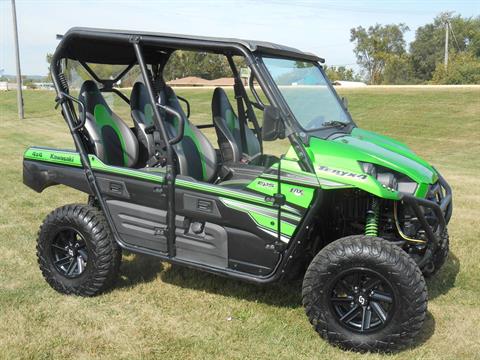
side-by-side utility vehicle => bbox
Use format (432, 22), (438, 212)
(23, 28), (452, 352)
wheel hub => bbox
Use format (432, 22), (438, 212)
(330, 268), (395, 333)
(356, 293), (369, 306)
(51, 228), (88, 278)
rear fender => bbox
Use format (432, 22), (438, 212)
(23, 160), (91, 194)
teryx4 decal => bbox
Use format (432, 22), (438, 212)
(317, 165), (367, 180)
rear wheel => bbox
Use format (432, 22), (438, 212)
(37, 204), (121, 296)
(302, 235), (427, 352)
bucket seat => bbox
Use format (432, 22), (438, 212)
(79, 80), (139, 167)
(130, 81), (217, 182)
(211, 87), (261, 164)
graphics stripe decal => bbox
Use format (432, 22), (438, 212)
(220, 197), (301, 242)
(24, 147), (301, 215)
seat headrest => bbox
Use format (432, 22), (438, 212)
(79, 80), (109, 115)
(131, 82), (151, 112)
(212, 87), (235, 118)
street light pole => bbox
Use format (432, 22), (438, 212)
(11, 0), (24, 119)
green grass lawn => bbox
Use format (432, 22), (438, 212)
(0, 87), (479, 359)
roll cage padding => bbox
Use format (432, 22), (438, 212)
(211, 87), (261, 163)
(79, 80), (138, 167)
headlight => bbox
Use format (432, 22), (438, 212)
(376, 172), (398, 190)
(360, 162), (417, 193)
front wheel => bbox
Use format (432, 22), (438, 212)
(37, 204), (122, 296)
(302, 235), (427, 352)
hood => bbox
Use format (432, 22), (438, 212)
(304, 128), (438, 198)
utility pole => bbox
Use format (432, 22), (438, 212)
(444, 19), (449, 70)
(11, 0), (24, 119)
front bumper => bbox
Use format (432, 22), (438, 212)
(399, 170), (452, 267)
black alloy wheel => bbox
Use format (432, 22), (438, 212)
(51, 228), (89, 278)
(37, 204), (122, 296)
(330, 268), (395, 333)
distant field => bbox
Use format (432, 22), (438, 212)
(0, 87), (479, 359)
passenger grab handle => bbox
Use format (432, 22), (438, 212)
(156, 103), (185, 145)
(55, 92), (87, 132)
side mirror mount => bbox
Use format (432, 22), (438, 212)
(262, 106), (285, 141)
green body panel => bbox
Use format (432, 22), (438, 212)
(246, 177), (315, 209)
(300, 128), (438, 199)
(23, 147), (302, 217)
(219, 198), (300, 242)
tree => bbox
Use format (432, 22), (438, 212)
(431, 52), (480, 84)
(383, 54), (415, 84)
(350, 23), (409, 84)
(163, 51), (235, 80)
(410, 14), (480, 81)
(46, 53), (53, 81)
(325, 66), (358, 81)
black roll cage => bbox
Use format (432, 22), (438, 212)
(49, 28), (321, 284)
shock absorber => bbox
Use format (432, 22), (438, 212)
(365, 197), (380, 237)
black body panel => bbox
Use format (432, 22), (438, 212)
(23, 160), (91, 194)
(24, 159), (280, 275)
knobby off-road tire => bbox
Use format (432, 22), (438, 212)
(302, 235), (427, 353)
(37, 204), (122, 296)
(423, 228), (449, 278)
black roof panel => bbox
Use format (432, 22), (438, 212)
(55, 27), (322, 64)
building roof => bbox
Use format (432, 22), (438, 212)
(166, 77), (236, 87)
(167, 76), (211, 86)
(54, 27), (322, 65)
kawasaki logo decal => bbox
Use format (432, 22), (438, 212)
(318, 166), (367, 180)
(50, 153), (75, 163)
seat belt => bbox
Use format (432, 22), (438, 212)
(233, 78), (248, 156)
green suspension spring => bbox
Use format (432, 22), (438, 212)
(365, 198), (380, 236)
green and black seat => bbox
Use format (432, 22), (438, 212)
(79, 80), (139, 167)
(211, 87), (261, 164)
(130, 81), (157, 166)
(130, 81), (218, 182)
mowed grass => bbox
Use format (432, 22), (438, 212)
(0, 87), (479, 359)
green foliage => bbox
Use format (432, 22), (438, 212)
(383, 54), (416, 85)
(410, 14), (480, 81)
(432, 52), (480, 84)
(324, 66), (358, 81)
(350, 23), (409, 84)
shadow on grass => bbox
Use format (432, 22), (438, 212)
(160, 265), (303, 308)
(114, 250), (459, 314)
(116, 253), (164, 289)
(426, 251), (460, 300)
(115, 252), (302, 307)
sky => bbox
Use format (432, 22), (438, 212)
(1, 0), (479, 76)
